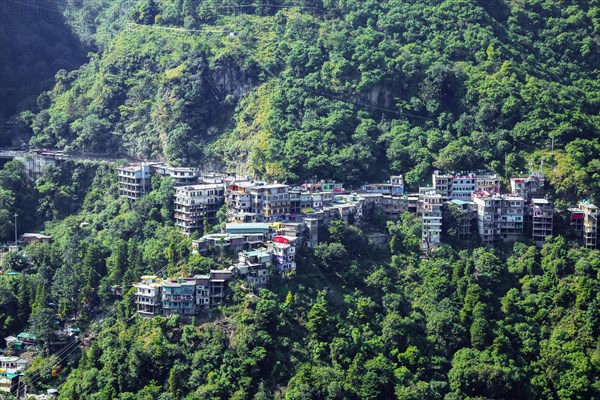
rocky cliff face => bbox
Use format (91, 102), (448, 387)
(367, 86), (393, 108)
(209, 65), (255, 101)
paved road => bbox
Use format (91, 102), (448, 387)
(0, 149), (147, 163)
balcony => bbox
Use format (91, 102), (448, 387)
(136, 298), (158, 305)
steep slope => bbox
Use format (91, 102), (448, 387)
(3, 164), (597, 399)
(27, 0), (600, 195)
(0, 0), (87, 145)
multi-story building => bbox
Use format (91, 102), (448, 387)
(117, 163), (204, 200)
(0, 355), (29, 396)
(432, 171), (483, 200)
(302, 191), (336, 211)
(117, 163), (152, 200)
(206, 270), (234, 308)
(132, 271), (233, 317)
(225, 222), (273, 241)
(192, 233), (247, 254)
(419, 186), (435, 195)
(304, 217), (319, 248)
(302, 180), (344, 193)
(319, 191), (335, 206)
(275, 222), (306, 245)
(476, 172), (501, 195)
(161, 279), (196, 316)
(419, 192), (443, 251)
(510, 172), (545, 200)
(250, 184), (290, 221)
(0, 364), (22, 398)
(289, 190), (312, 214)
(407, 195), (419, 214)
(571, 201), (598, 248)
(231, 249), (272, 287)
(304, 207), (340, 227)
(268, 236), (297, 277)
(432, 171), (453, 199)
(451, 173), (477, 200)
(358, 192), (384, 207)
(193, 275), (213, 310)
(361, 183), (393, 195)
(380, 195), (408, 220)
(531, 198), (553, 245)
(174, 184), (225, 234)
(390, 175), (404, 196)
(499, 196), (525, 242)
(361, 176), (404, 196)
(226, 181), (255, 222)
(226, 182), (290, 222)
(153, 165), (200, 185)
(133, 275), (163, 317)
(330, 202), (360, 223)
(309, 192), (324, 209)
(473, 193), (501, 245)
(570, 207), (585, 235)
(472, 192), (524, 245)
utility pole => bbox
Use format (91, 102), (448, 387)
(13, 213), (18, 245)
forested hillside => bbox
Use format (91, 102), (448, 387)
(0, 0), (86, 144)
(0, 160), (598, 399)
(1, 1), (600, 399)
(17, 0), (600, 198)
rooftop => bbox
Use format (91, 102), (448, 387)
(273, 235), (298, 242)
(448, 199), (473, 205)
(531, 198), (550, 204)
(251, 184), (289, 189)
(22, 233), (52, 239)
(117, 162), (155, 172)
(176, 183), (224, 190)
(579, 201), (598, 209)
(195, 233), (245, 242)
(162, 280), (196, 287)
(226, 223), (271, 230)
(134, 276), (164, 288)
(17, 332), (35, 340)
(228, 181), (256, 188)
(243, 249), (271, 257)
(160, 166), (198, 172)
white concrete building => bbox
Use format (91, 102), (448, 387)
(531, 198), (553, 245)
(419, 191), (443, 251)
(174, 183), (225, 234)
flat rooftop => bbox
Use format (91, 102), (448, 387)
(176, 183), (224, 190)
(448, 199), (473, 205)
(117, 163), (152, 171)
(226, 223), (270, 230)
(251, 184), (289, 189)
(531, 198), (550, 204)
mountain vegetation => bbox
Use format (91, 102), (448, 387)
(0, 161), (598, 399)
(0, 0), (87, 145)
(1, 0), (600, 399)
(4, 0), (597, 198)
